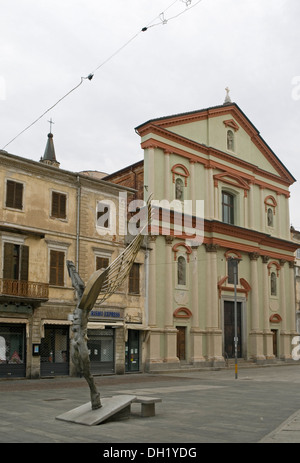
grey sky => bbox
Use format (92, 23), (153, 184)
(1, 0), (300, 228)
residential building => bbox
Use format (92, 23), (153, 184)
(0, 132), (146, 379)
(106, 96), (298, 370)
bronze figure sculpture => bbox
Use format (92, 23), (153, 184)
(67, 197), (152, 410)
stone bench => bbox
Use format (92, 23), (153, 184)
(132, 396), (162, 417)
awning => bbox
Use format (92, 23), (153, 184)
(41, 319), (72, 337)
(87, 322), (124, 330)
(125, 324), (150, 331)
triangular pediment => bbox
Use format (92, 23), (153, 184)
(136, 103), (295, 185)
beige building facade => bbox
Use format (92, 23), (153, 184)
(0, 135), (146, 379)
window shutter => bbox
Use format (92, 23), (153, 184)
(57, 252), (64, 286)
(129, 263), (140, 294)
(6, 180), (23, 209)
(15, 182), (23, 209)
(59, 194), (66, 219)
(20, 245), (29, 281)
(50, 250), (64, 286)
(96, 257), (109, 271)
(3, 243), (14, 279)
(52, 192), (59, 217)
(52, 192), (67, 219)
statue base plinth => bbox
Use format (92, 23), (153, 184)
(56, 395), (136, 426)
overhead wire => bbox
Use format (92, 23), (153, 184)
(1, 0), (203, 151)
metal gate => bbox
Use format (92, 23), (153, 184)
(0, 324), (26, 378)
(40, 325), (70, 376)
(87, 328), (115, 374)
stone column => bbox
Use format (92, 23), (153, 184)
(146, 236), (163, 368)
(190, 245), (205, 364)
(189, 160), (196, 210)
(261, 256), (274, 360)
(248, 183), (255, 229)
(249, 252), (265, 361)
(279, 260), (291, 359)
(164, 150), (171, 201)
(205, 244), (223, 365)
(164, 236), (179, 364)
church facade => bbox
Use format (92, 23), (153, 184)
(106, 99), (298, 370)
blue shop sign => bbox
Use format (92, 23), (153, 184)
(90, 310), (122, 319)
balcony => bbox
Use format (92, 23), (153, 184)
(0, 279), (49, 303)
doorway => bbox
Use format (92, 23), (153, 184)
(271, 329), (278, 358)
(40, 325), (69, 376)
(125, 330), (140, 372)
(224, 301), (242, 358)
(176, 326), (186, 361)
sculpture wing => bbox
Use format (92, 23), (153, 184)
(78, 196), (152, 312)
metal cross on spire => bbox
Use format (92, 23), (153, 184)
(48, 117), (55, 133)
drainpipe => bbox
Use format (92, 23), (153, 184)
(76, 176), (81, 272)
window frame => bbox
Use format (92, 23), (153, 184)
(49, 249), (65, 287)
(222, 191), (235, 225)
(128, 263), (140, 295)
(5, 179), (24, 211)
(51, 191), (67, 220)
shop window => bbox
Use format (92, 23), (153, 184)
(129, 263), (140, 294)
(51, 191), (67, 219)
(222, 191), (235, 224)
(5, 180), (24, 210)
(49, 250), (64, 286)
(0, 324), (26, 378)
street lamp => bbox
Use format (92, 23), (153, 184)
(229, 257), (241, 379)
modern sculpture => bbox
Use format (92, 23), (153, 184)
(66, 197), (152, 410)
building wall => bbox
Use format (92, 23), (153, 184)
(0, 150), (146, 378)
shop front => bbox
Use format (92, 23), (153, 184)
(0, 322), (27, 378)
(40, 324), (70, 377)
(88, 307), (124, 375)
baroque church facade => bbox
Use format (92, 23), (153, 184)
(106, 96), (298, 370)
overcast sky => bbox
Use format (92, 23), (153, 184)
(1, 0), (300, 228)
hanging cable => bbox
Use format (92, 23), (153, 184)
(1, 0), (203, 151)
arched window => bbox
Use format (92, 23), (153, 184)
(271, 272), (277, 296)
(177, 256), (186, 286)
(175, 177), (184, 201)
(227, 130), (235, 151)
